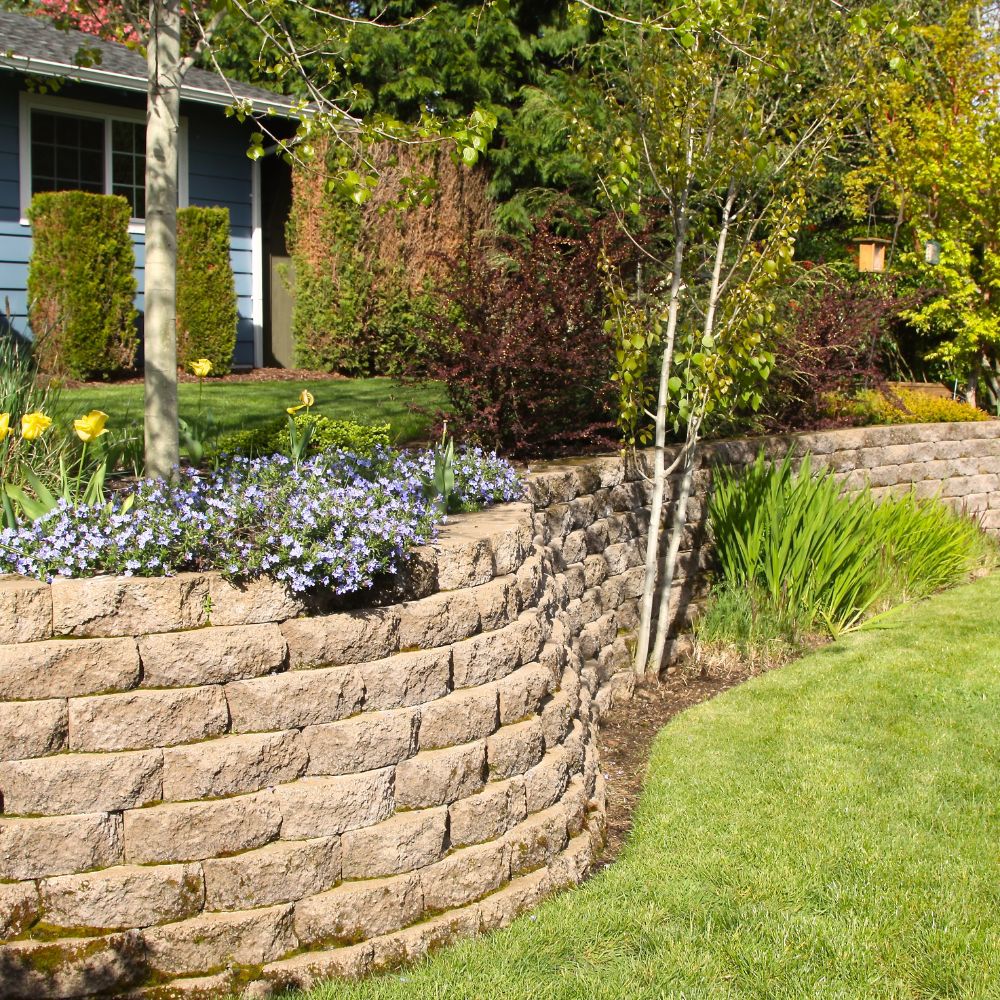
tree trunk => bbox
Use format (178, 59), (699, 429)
(143, 0), (183, 479)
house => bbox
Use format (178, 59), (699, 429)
(0, 8), (298, 370)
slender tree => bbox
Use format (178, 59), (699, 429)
(583, 0), (906, 675)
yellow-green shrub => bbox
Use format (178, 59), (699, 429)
(27, 191), (137, 378)
(176, 206), (238, 375)
(857, 387), (991, 424)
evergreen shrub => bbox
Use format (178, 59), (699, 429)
(27, 191), (137, 378)
(176, 206), (238, 374)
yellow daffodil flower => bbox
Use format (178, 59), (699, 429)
(73, 410), (110, 443)
(21, 411), (52, 441)
(286, 389), (315, 416)
(190, 358), (213, 378)
(0, 412), (11, 439)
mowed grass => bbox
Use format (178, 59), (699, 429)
(57, 378), (447, 445)
(289, 574), (1000, 1000)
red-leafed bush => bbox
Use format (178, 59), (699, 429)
(427, 216), (635, 458)
(759, 276), (916, 432)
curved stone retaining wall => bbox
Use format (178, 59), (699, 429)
(1, 420), (998, 999)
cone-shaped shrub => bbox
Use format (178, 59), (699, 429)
(27, 191), (137, 378)
(176, 206), (238, 374)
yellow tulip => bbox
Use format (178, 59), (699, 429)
(73, 410), (109, 443)
(190, 358), (213, 378)
(0, 412), (11, 440)
(21, 411), (52, 441)
(299, 389), (315, 408)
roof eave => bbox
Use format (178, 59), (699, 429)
(0, 53), (301, 118)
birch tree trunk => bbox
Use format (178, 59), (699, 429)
(647, 182), (734, 674)
(143, 0), (182, 480)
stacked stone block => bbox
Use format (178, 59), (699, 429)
(1, 420), (998, 999)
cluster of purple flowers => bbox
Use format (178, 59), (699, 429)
(0, 446), (523, 594)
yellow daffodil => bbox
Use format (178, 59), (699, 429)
(73, 410), (109, 443)
(286, 389), (315, 416)
(21, 411), (52, 441)
(0, 413), (11, 440)
(190, 358), (213, 378)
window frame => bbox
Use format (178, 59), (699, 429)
(18, 92), (189, 232)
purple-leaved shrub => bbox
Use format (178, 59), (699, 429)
(0, 447), (521, 592)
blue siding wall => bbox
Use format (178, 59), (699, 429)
(0, 73), (257, 368)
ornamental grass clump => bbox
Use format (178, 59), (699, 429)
(706, 451), (992, 644)
(0, 446), (521, 593)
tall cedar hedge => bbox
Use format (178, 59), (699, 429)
(27, 191), (138, 378)
(176, 206), (238, 374)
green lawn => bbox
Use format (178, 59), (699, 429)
(290, 574), (1000, 1000)
(56, 378), (447, 445)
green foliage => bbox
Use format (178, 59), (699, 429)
(26, 191), (137, 379)
(212, 415), (392, 461)
(175, 206), (238, 375)
(709, 451), (992, 640)
(838, 387), (991, 425)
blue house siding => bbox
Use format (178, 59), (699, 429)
(0, 73), (259, 368)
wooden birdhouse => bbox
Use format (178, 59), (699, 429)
(854, 237), (890, 273)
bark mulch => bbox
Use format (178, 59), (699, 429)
(64, 367), (347, 389)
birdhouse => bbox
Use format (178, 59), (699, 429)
(854, 237), (890, 273)
(924, 239), (941, 266)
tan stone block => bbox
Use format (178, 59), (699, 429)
(51, 574), (208, 638)
(0, 812), (123, 880)
(39, 863), (203, 932)
(435, 524), (496, 591)
(358, 648), (451, 711)
(475, 866), (551, 933)
(226, 664), (363, 733)
(487, 718), (545, 780)
(204, 836), (340, 911)
(418, 687), (498, 750)
(451, 623), (523, 689)
(303, 708), (418, 775)
(206, 573), (305, 626)
(123, 791), (281, 864)
(139, 624), (287, 687)
(420, 838), (508, 912)
(282, 608), (399, 669)
(341, 807), (447, 879)
(276, 769), (394, 838)
(0, 577), (51, 643)
(0, 637), (140, 700)
(490, 505), (533, 575)
(496, 665), (553, 725)
(0, 699), (67, 761)
(293, 871), (422, 946)
(134, 970), (239, 999)
(142, 902), (296, 977)
(540, 690), (574, 750)
(513, 613), (546, 666)
(257, 942), (374, 994)
(561, 529), (588, 566)
(395, 741), (486, 809)
(561, 564), (587, 601)
(548, 827), (596, 888)
(472, 575), (520, 632)
(0, 881), (40, 938)
(397, 590), (481, 650)
(0, 748), (161, 816)
(504, 801), (569, 877)
(370, 907), (480, 973)
(68, 685), (228, 753)
(162, 730), (306, 801)
(448, 775), (527, 848)
(0, 932), (146, 999)
(524, 746), (571, 813)
(514, 552), (544, 607)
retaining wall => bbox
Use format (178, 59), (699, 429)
(1, 420), (998, 999)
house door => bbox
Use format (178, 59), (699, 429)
(260, 154), (294, 367)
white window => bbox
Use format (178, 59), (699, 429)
(19, 94), (188, 226)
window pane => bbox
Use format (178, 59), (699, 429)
(31, 110), (104, 198)
(112, 152), (132, 185)
(112, 119), (133, 153)
(110, 121), (146, 219)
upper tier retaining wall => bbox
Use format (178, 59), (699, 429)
(1, 420), (998, 999)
